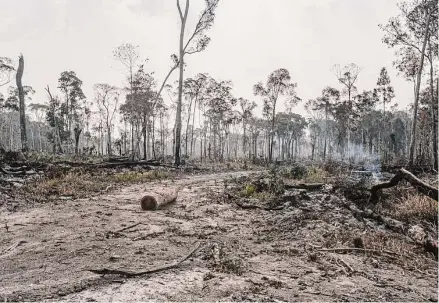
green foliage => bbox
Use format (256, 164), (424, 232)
(2, 86), (35, 112)
(120, 65), (157, 123)
(243, 184), (256, 197)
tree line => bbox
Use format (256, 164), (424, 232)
(0, 0), (437, 169)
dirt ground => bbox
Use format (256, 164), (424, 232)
(0, 170), (437, 302)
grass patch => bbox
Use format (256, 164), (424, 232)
(243, 184), (256, 197)
(391, 193), (438, 224)
(111, 170), (169, 183)
(24, 171), (110, 199)
(24, 169), (170, 202)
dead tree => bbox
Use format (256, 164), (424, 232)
(16, 54), (28, 152)
(369, 168), (438, 202)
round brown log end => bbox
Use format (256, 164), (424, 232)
(140, 195), (158, 211)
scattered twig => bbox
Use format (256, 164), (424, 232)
(234, 200), (284, 211)
(414, 267), (436, 278)
(114, 222), (142, 233)
(334, 258), (348, 275)
(109, 207), (142, 213)
(87, 242), (201, 277)
(132, 231), (166, 241)
(307, 243), (323, 249)
(337, 256), (354, 273)
(318, 247), (402, 257)
(1, 240), (27, 257)
(302, 291), (334, 297)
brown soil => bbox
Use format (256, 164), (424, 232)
(0, 170), (437, 302)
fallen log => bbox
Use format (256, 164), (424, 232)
(284, 183), (325, 191)
(140, 186), (181, 210)
(107, 156), (130, 162)
(20, 160), (176, 170)
(225, 193), (284, 211)
(369, 168), (438, 202)
(0, 167), (37, 176)
(92, 161), (176, 169)
(345, 202), (438, 258)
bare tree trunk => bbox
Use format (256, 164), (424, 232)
(123, 120), (127, 155)
(16, 54), (28, 152)
(409, 9), (432, 166)
(106, 116), (112, 156)
(190, 97), (197, 156)
(152, 115), (156, 159)
(428, 43), (438, 169)
(323, 106), (328, 161)
(147, 119), (151, 159)
(74, 125), (82, 155)
(185, 97), (192, 157)
(175, 0), (189, 166)
(143, 116), (147, 160)
(131, 122), (135, 156)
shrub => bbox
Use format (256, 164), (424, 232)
(244, 184), (256, 197)
(282, 163), (307, 180)
(304, 166), (328, 183)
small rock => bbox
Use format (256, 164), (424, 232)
(371, 259), (379, 268)
(109, 255), (121, 261)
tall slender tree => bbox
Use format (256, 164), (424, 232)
(380, 0), (438, 166)
(305, 87), (340, 161)
(16, 54), (28, 152)
(332, 63), (362, 159)
(174, 0), (220, 166)
(94, 84), (120, 156)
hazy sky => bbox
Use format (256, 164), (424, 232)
(1, 0), (413, 121)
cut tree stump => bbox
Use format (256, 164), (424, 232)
(369, 168), (438, 202)
(140, 186), (181, 210)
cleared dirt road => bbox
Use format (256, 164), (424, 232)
(0, 170), (437, 302)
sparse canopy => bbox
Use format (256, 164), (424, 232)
(254, 68), (300, 161)
(0, 57), (15, 87)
